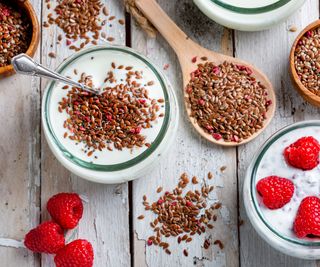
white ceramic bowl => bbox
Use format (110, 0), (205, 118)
(243, 120), (320, 259)
(42, 45), (179, 184)
(194, 0), (306, 31)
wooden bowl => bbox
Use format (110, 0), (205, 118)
(0, 1), (40, 79)
(289, 19), (320, 107)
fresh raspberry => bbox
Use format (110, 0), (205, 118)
(24, 221), (65, 253)
(256, 176), (294, 209)
(284, 136), (320, 170)
(54, 239), (94, 267)
(294, 196), (320, 238)
(47, 193), (83, 229)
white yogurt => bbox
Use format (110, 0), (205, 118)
(47, 48), (166, 165)
(255, 126), (320, 241)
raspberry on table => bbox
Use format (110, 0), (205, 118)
(47, 193), (83, 229)
(24, 221), (65, 254)
(284, 136), (320, 170)
(256, 176), (294, 209)
(54, 239), (94, 267)
(294, 196), (320, 238)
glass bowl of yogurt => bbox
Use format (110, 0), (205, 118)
(244, 120), (320, 259)
(42, 45), (179, 184)
(193, 0), (306, 31)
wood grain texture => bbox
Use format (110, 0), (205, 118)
(236, 0), (320, 266)
(0, 0), (41, 266)
(132, 1), (238, 266)
(40, 1), (130, 266)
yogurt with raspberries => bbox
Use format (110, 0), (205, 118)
(255, 126), (320, 241)
(244, 121), (320, 259)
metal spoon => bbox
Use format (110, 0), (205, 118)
(11, 54), (100, 95)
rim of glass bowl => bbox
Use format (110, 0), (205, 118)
(250, 120), (320, 246)
(43, 45), (171, 172)
(209, 0), (291, 14)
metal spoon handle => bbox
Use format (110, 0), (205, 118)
(11, 54), (99, 95)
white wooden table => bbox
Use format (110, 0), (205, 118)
(0, 0), (319, 266)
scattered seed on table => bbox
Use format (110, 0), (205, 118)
(208, 172), (213, 179)
(107, 37), (115, 42)
(44, 1), (118, 51)
(183, 249), (188, 257)
(156, 187), (163, 193)
(220, 166), (227, 172)
(138, 215), (145, 220)
(103, 6), (109, 16)
(137, 172), (221, 255)
(48, 52), (56, 58)
(289, 25), (297, 32)
(214, 240), (224, 250)
(118, 19), (125, 25)
(204, 239), (210, 249)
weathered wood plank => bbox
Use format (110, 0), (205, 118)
(0, 0), (41, 266)
(132, 1), (238, 266)
(40, 1), (130, 266)
(236, 1), (320, 266)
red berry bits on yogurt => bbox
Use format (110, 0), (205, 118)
(256, 176), (294, 209)
(284, 136), (320, 170)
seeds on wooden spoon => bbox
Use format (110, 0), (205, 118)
(186, 61), (272, 143)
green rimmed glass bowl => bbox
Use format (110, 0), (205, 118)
(194, 0), (306, 31)
(244, 120), (320, 259)
(42, 45), (179, 184)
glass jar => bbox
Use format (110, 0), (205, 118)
(243, 120), (320, 259)
(194, 0), (306, 31)
(42, 45), (179, 184)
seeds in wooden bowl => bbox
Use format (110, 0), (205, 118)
(294, 28), (320, 96)
(0, 2), (31, 67)
(139, 172), (223, 256)
(58, 65), (162, 156)
(186, 61), (271, 143)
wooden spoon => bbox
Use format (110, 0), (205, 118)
(135, 0), (276, 146)
(289, 19), (320, 107)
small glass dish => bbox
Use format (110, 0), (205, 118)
(194, 0), (306, 31)
(243, 120), (320, 259)
(42, 45), (179, 184)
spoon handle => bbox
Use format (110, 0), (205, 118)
(135, 0), (199, 58)
(11, 54), (99, 95)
